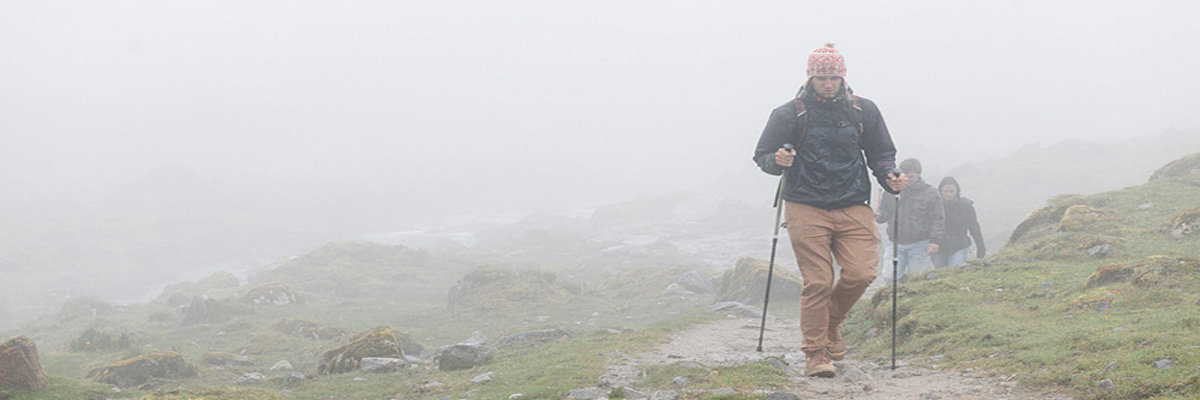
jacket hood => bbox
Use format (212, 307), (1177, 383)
(939, 176), (961, 199)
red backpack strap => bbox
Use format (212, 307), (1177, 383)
(792, 97), (810, 147)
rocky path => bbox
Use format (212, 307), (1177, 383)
(603, 315), (1074, 400)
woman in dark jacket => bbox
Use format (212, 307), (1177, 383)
(932, 176), (985, 268)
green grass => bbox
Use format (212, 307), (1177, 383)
(2, 376), (142, 400)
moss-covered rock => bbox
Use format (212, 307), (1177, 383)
(0, 336), (48, 392)
(317, 326), (420, 375)
(1007, 194), (1088, 244)
(1171, 206), (1200, 238)
(157, 271), (241, 307)
(1085, 264), (1133, 288)
(274, 318), (352, 340)
(714, 258), (802, 305)
(240, 284), (300, 306)
(448, 266), (582, 309)
(1058, 205), (1115, 232)
(1131, 256), (1200, 288)
(85, 351), (198, 388)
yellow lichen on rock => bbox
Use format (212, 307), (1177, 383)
(1059, 205), (1114, 232)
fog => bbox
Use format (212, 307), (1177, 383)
(3, 1), (1200, 327)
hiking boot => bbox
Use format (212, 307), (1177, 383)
(828, 324), (846, 361)
(804, 350), (836, 378)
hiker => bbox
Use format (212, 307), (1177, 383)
(875, 158), (945, 280)
(931, 176), (985, 268)
(753, 43), (908, 378)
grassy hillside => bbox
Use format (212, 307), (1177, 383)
(847, 172), (1200, 400)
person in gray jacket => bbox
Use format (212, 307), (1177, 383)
(876, 158), (944, 280)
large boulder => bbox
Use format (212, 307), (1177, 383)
(274, 318), (352, 340)
(670, 270), (714, 293)
(317, 326), (420, 375)
(1171, 206), (1200, 238)
(714, 258), (803, 305)
(179, 295), (210, 327)
(0, 336), (48, 392)
(85, 351), (197, 388)
(436, 344), (494, 371)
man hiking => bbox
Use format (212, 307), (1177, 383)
(876, 158), (945, 280)
(931, 176), (985, 268)
(753, 43), (908, 378)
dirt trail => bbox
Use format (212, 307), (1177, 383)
(605, 315), (1074, 400)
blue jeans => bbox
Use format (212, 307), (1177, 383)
(885, 240), (931, 281)
(932, 248), (968, 269)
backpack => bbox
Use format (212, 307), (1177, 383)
(791, 94), (864, 147)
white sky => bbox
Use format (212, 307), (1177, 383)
(3, 0), (1199, 214)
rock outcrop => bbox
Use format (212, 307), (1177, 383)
(0, 336), (48, 392)
(240, 283), (300, 306)
(714, 258), (802, 305)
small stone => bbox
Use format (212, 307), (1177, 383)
(508, 394), (524, 399)
(1153, 359), (1174, 369)
(353, 376), (366, 381)
(678, 361), (704, 369)
(893, 371), (910, 379)
(766, 392), (800, 400)
(1099, 379), (1115, 391)
(919, 393), (941, 400)
(621, 387), (649, 399)
(1138, 203), (1154, 210)
(235, 372), (266, 385)
(650, 389), (679, 400)
(671, 376), (689, 386)
(928, 355), (945, 362)
(270, 360), (294, 371)
(565, 387), (605, 399)
(711, 388), (736, 395)
(471, 371), (493, 383)
(838, 365), (870, 383)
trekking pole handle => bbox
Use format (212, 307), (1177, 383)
(782, 143), (794, 152)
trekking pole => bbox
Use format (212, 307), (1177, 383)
(757, 144), (793, 352)
(891, 189), (900, 370)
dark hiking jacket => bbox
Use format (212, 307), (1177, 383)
(753, 90), (900, 210)
(876, 177), (945, 245)
(933, 177), (985, 256)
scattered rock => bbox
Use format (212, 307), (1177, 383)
(509, 394), (524, 399)
(275, 372), (306, 383)
(459, 331), (487, 346)
(919, 393), (942, 400)
(761, 357), (787, 371)
(1139, 203), (1154, 210)
(1153, 359), (1174, 369)
(1171, 207), (1200, 238)
(766, 392), (800, 400)
(663, 283), (692, 296)
(669, 270), (713, 293)
(650, 390), (679, 400)
(353, 376), (366, 381)
(235, 372), (266, 385)
(437, 344), (494, 371)
(1099, 378), (1115, 391)
(564, 387), (605, 399)
(275, 318), (353, 340)
(0, 336), (48, 392)
(1085, 243), (1114, 258)
(711, 388), (736, 395)
(622, 387), (649, 399)
(202, 352), (256, 367)
(85, 351), (197, 387)
(494, 328), (571, 348)
(360, 357), (406, 372)
(838, 364), (870, 383)
(678, 362), (704, 369)
(1059, 205), (1114, 232)
(270, 360), (294, 371)
(671, 375), (689, 386)
(241, 283), (301, 306)
(708, 301), (761, 318)
(317, 326), (408, 375)
(471, 371), (493, 383)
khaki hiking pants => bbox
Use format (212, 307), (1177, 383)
(784, 201), (880, 353)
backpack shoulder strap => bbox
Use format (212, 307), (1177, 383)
(849, 95), (865, 142)
(792, 97), (810, 147)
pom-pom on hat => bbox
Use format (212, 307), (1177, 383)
(807, 43), (847, 78)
